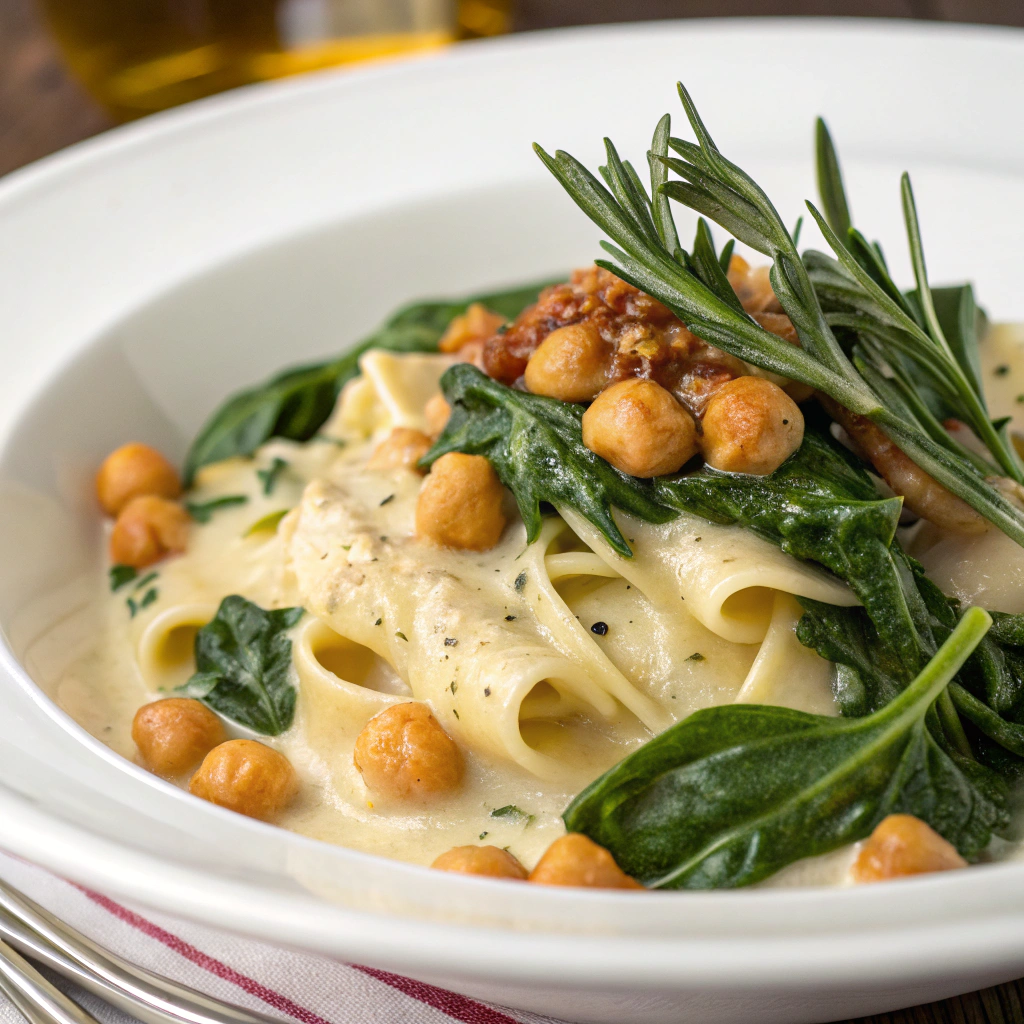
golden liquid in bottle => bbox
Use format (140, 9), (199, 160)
(40, 0), (511, 122)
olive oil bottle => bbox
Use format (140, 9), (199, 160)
(40, 0), (512, 122)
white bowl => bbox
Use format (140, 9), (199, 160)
(1, 19), (1024, 1024)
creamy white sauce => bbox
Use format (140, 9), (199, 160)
(31, 324), (1024, 885)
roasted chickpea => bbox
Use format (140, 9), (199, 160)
(528, 833), (643, 889)
(752, 311), (799, 345)
(524, 322), (612, 403)
(353, 702), (463, 801)
(132, 698), (226, 777)
(439, 303), (506, 354)
(582, 379), (698, 478)
(416, 452), (506, 551)
(189, 739), (298, 821)
(851, 814), (967, 883)
(432, 845), (527, 880)
(727, 255), (780, 314)
(366, 427), (432, 473)
(700, 375), (804, 475)
(109, 495), (190, 568)
(96, 443), (181, 516)
(424, 393), (451, 437)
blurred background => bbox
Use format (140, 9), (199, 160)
(1, 0), (1022, 178)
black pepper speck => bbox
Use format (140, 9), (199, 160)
(591, 621), (609, 636)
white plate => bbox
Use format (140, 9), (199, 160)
(1, 19), (1024, 1024)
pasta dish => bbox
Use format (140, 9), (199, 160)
(43, 84), (1024, 890)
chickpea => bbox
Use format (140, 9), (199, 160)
(524, 322), (612, 403)
(353, 702), (463, 801)
(432, 845), (527, 880)
(424, 393), (451, 437)
(366, 427), (432, 473)
(109, 495), (190, 568)
(528, 833), (643, 889)
(132, 698), (226, 777)
(752, 311), (798, 345)
(700, 375), (804, 475)
(582, 379), (698, 478)
(439, 303), (506, 354)
(96, 443), (181, 516)
(416, 452), (506, 551)
(189, 739), (298, 821)
(851, 814), (967, 883)
(727, 255), (779, 314)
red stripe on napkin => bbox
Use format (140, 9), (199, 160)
(351, 965), (518, 1024)
(77, 886), (518, 1024)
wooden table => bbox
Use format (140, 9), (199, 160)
(2, 1), (1024, 1021)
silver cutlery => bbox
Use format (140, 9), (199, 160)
(0, 878), (283, 1024)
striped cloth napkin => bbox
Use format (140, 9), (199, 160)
(0, 851), (558, 1024)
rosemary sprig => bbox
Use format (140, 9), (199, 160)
(809, 121), (1024, 485)
(534, 83), (1024, 547)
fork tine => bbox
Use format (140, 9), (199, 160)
(0, 879), (282, 1024)
(0, 938), (102, 1024)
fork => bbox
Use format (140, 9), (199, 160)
(0, 878), (283, 1024)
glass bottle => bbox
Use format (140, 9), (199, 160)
(39, 0), (512, 122)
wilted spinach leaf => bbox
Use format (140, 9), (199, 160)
(424, 364), (673, 557)
(183, 279), (555, 485)
(179, 595), (303, 735)
(564, 608), (1005, 888)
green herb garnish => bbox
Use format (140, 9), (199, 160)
(256, 457), (288, 496)
(109, 565), (137, 592)
(186, 495), (249, 523)
(178, 595), (303, 735)
(244, 509), (290, 537)
(184, 280), (556, 485)
(533, 84), (1024, 547)
(490, 805), (534, 826)
(565, 608), (1002, 888)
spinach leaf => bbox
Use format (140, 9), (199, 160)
(183, 279), (555, 485)
(424, 364), (673, 557)
(564, 608), (1005, 888)
(185, 494), (249, 523)
(179, 595), (303, 735)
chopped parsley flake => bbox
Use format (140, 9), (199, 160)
(490, 805), (534, 826)
(395, 631), (408, 641)
(379, 494), (395, 506)
(995, 364), (1011, 376)
(186, 495), (248, 523)
(109, 565), (137, 592)
(256, 457), (288, 496)
(514, 571), (527, 593)
(479, 831), (489, 840)
(374, 618), (382, 626)
(687, 652), (705, 662)
(244, 509), (289, 537)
